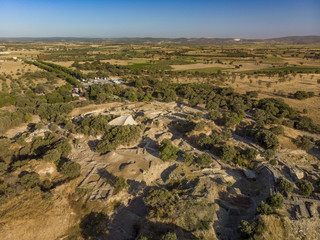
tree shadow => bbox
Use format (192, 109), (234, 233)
(104, 195), (198, 240)
(97, 168), (117, 186)
(87, 139), (99, 152)
(127, 179), (147, 196)
(138, 136), (159, 158)
(160, 164), (178, 183)
(80, 212), (109, 239)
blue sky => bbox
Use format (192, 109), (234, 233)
(0, 0), (319, 38)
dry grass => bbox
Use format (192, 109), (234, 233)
(171, 63), (233, 71)
(0, 60), (39, 75)
(225, 73), (320, 124)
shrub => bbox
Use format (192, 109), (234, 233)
(161, 232), (178, 240)
(145, 188), (176, 218)
(294, 136), (313, 151)
(0, 161), (8, 175)
(270, 159), (277, 166)
(297, 179), (314, 196)
(218, 145), (237, 162)
(163, 89), (177, 103)
(19, 172), (40, 189)
(277, 177), (294, 195)
(193, 112), (203, 120)
(183, 152), (194, 164)
(159, 139), (179, 161)
(282, 119), (295, 128)
(114, 176), (128, 192)
(196, 153), (212, 167)
(60, 161), (81, 179)
(42, 148), (61, 163)
(267, 193), (284, 209)
(256, 201), (274, 215)
(96, 125), (142, 154)
(194, 121), (205, 131)
(250, 129), (279, 149)
(221, 112), (243, 128)
(238, 220), (254, 237)
(208, 110), (220, 121)
(294, 91), (314, 100)
(243, 148), (258, 161)
(41, 180), (53, 191)
(270, 125), (284, 135)
(263, 149), (275, 160)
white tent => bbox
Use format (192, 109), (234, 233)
(108, 115), (138, 126)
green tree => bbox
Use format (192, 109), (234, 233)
(297, 179), (314, 196)
(219, 145), (237, 162)
(159, 139), (179, 161)
(294, 136), (313, 151)
(114, 176), (128, 192)
(278, 177), (294, 195)
(196, 153), (212, 167)
(263, 149), (275, 160)
(238, 220), (254, 238)
(183, 152), (194, 164)
(256, 201), (274, 215)
(161, 232), (178, 240)
(60, 161), (81, 179)
(267, 193), (284, 209)
(19, 172), (40, 189)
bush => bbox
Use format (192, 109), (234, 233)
(270, 125), (284, 135)
(194, 121), (206, 131)
(294, 91), (314, 100)
(238, 220), (254, 237)
(0, 161), (8, 175)
(114, 176), (128, 192)
(282, 119), (295, 128)
(218, 145), (237, 162)
(159, 139), (179, 162)
(161, 232), (178, 240)
(208, 110), (220, 121)
(183, 152), (194, 164)
(60, 161), (81, 179)
(41, 180), (53, 191)
(96, 125), (142, 154)
(243, 148), (258, 161)
(19, 172), (40, 189)
(42, 148), (61, 163)
(221, 112), (243, 128)
(294, 136), (313, 151)
(263, 149), (275, 160)
(267, 193), (284, 209)
(249, 129), (279, 149)
(163, 89), (177, 103)
(277, 177), (294, 195)
(297, 179), (314, 196)
(196, 153), (212, 167)
(193, 112), (203, 120)
(239, 219), (265, 238)
(256, 201), (274, 215)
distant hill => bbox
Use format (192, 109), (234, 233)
(0, 36), (320, 45)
